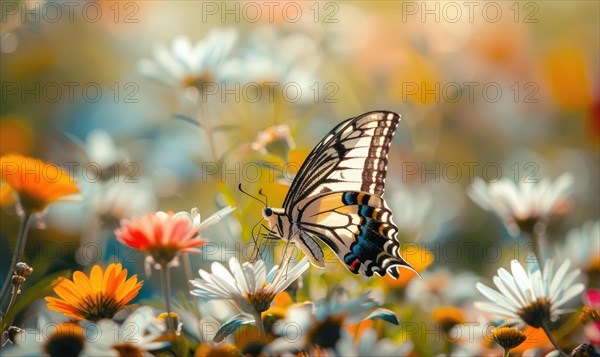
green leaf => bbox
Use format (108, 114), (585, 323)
(2, 269), (71, 330)
(213, 314), (255, 342)
(173, 114), (201, 127)
(212, 124), (239, 132)
(364, 308), (399, 325)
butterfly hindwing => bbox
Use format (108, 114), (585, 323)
(292, 190), (413, 278)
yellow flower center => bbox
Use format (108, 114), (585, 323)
(246, 289), (277, 313)
(491, 326), (527, 350)
(112, 343), (145, 357)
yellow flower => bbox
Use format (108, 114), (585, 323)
(0, 154), (79, 213)
(432, 306), (466, 333)
(0, 182), (15, 207)
(491, 326), (527, 351)
(45, 263), (143, 321)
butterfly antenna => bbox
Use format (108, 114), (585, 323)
(238, 183), (266, 207)
(258, 189), (268, 208)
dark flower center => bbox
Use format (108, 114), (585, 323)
(517, 297), (551, 328)
(306, 316), (344, 350)
(44, 325), (85, 357)
(78, 293), (124, 321)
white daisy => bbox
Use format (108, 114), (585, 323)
(554, 220), (600, 273)
(174, 206), (236, 234)
(226, 27), (320, 103)
(6, 307), (166, 357)
(250, 124), (296, 159)
(475, 254), (584, 329)
(83, 307), (168, 356)
(267, 289), (398, 355)
(405, 268), (481, 309)
(138, 28), (238, 89)
(467, 173), (574, 236)
(335, 328), (413, 357)
(190, 256), (309, 316)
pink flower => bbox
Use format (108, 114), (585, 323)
(582, 289), (600, 346)
(115, 207), (233, 274)
(115, 211), (205, 272)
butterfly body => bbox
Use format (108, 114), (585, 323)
(262, 111), (416, 278)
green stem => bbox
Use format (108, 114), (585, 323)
(540, 321), (567, 357)
(160, 266), (175, 335)
(5, 284), (21, 316)
(503, 349), (510, 357)
(0, 213), (33, 316)
(182, 253), (204, 342)
(197, 99), (218, 164)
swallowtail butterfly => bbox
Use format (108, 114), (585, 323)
(262, 111), (416, 278)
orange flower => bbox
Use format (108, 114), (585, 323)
(384, 246), (433, 288)
(45, 263), (142, 321)
(0, 154), (79, 213)
(115, 211), (207, 270)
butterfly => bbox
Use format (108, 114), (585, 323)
(261, 110), (416, 278)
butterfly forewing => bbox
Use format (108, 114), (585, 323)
(283, 111), (400, 212)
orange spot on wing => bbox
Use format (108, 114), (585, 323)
(349, 258), (361, 272)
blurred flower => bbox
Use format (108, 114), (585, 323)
(475, 255), (584, 328)
(544, 48), (594, 110)
(491, 326), (527, 353)
(0, 182), (15, 206)
(569, 343), (600, 357)
(138, 28), (238, 89)
(251, 124), (296, 160)
(83, 306), (169, 356)
(115, 206), (233, 273)
(581, 289), (600, 346)
(432, 306), (466, 334)
(9, 322), (87, 357)
(555, 220), (600, 274)
(387, 184), (433, 238)
(191, 257), (309, 316)
(336, 327), (413, 357)
(467, 173), (574, 236)
(91, 180), (158, 222)
(45, 263), (143, 321)
(226, 27), (320, 101)
(0, 154), (80, 213)
(383, 245), (433, 288)
(194, 343), (240, 357)
(405, 268), (481, 308)
(267, 289), (398, 355)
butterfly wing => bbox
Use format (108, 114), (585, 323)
(283, 111), (400, 212)
(292, 191), (414, 278)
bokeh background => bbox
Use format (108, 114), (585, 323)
(1, 0), (598, 355)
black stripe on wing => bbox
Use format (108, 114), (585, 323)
(283, 111), (400, 212)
